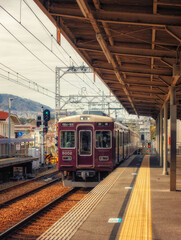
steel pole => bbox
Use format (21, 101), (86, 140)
(170, 86), (176, 191)
(8, 98), (11, 156)
(163, 102), (168, 175)
(40, 106), (44, 165)
(160, 110), (163, 167)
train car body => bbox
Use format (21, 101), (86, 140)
(58, 115), (140, 187)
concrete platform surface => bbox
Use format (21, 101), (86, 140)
(37, 154), (181, 240)
(0, 156), (38, 168)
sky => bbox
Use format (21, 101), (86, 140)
(0, 0), (111, 110)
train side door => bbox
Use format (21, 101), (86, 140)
(77, 126), (93, 167)
(117, 130), (120, 164)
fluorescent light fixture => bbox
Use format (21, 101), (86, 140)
(76, 0), (88, 18)
(96, 33), (112, 63)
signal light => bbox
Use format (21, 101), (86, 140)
(44, 121), (48, 127)
(43, 109), (50, 122)
(43, 127), (48, 133)
(36, 115), (41, 127)
(148, 142), (151, 148)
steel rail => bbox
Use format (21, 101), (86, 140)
(0, 188), (77, 239)
(0, 175), (61, 208)
(0, 170), (59, 194)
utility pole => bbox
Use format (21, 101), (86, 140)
(108, 103), (110, 116)
(55, 66), (93, 157)
(40, 106), (44, 165)
(55, 66), (93, 124)
(8, 97), (16, 157)
(37, 108), (50, 165)
(8, 98), (11, 157)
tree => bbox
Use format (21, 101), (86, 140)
(150, 125), (156, 140)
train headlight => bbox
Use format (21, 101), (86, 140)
(97, 122), (109, 126)
(99, 156), (109, 161)
(80, 116), (90, 121)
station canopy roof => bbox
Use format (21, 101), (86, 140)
(34, 0), (181, 119)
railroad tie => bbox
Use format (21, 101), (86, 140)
(37, 156), (136, 240)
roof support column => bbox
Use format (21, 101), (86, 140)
(170, 86), (177, 191)
(156, 115), (160, 156)
(160, 110), (163, 167)
(163, 102), (168, 175)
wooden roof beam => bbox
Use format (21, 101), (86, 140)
(92, 0), (124, 76)
(94, 66), (172, 76)
(158, 77), (170, 86)
(49, 8), (181, 27)
(160, 58), (173, 68)
(118, 93), (161, 99)
(165, 27), (181, 43)
(161, 74), (181, 110)
(77, 44), (176, 59)
(128, 89), (166, 95)
(150, 0), (158, 92)
(96, 10), (181, 27)
(92, 0), (101, 9)
(125, 81), (168, 88)
(157, 1), (181, 7)
(76, 0), (138, 115)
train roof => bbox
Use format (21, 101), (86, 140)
(58, 114), (140, 136)
(58, 114), (114, 123)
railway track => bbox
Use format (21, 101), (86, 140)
(0, 173), (61, 208)
(0, 170), (59, 194)
(0, 188), (91, 240)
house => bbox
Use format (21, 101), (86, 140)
(0, 111), (20, 138)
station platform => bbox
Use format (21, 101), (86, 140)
(0, 156), (39, 182)
(37, 154), (181, 240)
(0, 156), (38, 169)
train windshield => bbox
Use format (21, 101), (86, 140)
(60, 131), (75, 148)
(96, 131), (111, 148)
(79, 131), (92, 155)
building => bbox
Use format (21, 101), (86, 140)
(0, 111), (20, 138)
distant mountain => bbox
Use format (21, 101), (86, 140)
(0, 94), (54, 118)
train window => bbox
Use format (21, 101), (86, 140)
(124, 132), (128, 144)
(60, 131), (75, 148)
(120, 132), (123, 146)
(79, 131), (92, 155)
(96, 131), (111, 148)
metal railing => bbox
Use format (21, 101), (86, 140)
(0, 138), (34, 158)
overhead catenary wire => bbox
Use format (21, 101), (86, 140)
(0, 73), (54, 99)
(0, 13), (98, 94)
(0, 63), (55, 95)
(0, 3), (122, 112)
(0, 6), (68, 67)
(22, 0), (103, 94)
(0, 22), (55, 73)
(0, 14), (83, 91)
(1, 2), (104, 98)
(0, 62), (80, 92)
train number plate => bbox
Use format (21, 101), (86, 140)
(62, 151), (72, 155)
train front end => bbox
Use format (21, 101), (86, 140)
(58, 115), (114, 187)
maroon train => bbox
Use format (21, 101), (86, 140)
(58, 114), (140, 187)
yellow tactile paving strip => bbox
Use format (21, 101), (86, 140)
(119, 155), (152, 240)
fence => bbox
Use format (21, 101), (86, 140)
(0, 138), (34, 158)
